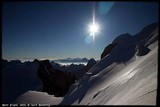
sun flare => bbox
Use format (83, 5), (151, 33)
(86, 2), (100, 44)
(89, 23), (99, 37)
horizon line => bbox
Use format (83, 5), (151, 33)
(2, 57), (100, 62)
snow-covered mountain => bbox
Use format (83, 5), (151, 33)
(13, 22), (158, 105)
(57, 22), (158, 105)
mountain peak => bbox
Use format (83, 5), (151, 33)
(134, 22), (159, 41)
(112, 33), (133, 45)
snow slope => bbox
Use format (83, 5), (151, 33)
(14, 91), (62, 105)
(14, 23), (158, 105)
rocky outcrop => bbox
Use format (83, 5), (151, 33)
(101, 43), (117, 59)
(134, 23), (158, 56)
(134, 23), (159, 41)
(101, 22), (158, 60)
(36, 59), (76, 97)
(112, 33), (133, 45)
(136, 41), (151, 56)
(75, 58), (97, 79)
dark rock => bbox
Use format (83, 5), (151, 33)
(134, 23), (159, 41)
(86, 58), (97, 66)
(75, 58), (97, 79)
(136, 41), (151, 56)
(37, 59), (76, 97)
(101, 43), (117, 59)
(112, 33), (133, 45)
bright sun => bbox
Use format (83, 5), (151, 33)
(88, 22), (99, 37)
(89, 23), (99, 36)
(87, 2), (100, 43)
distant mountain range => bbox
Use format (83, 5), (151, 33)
(2, 57), (93, 64)
(52, 57), (90, 63)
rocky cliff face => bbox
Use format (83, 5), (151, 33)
(2, 59), (42, 103)
(36, 59), (76, 97)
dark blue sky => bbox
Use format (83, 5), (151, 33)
(2, 2), (159, 61)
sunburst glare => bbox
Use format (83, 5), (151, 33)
(87, 2), (100, 44)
